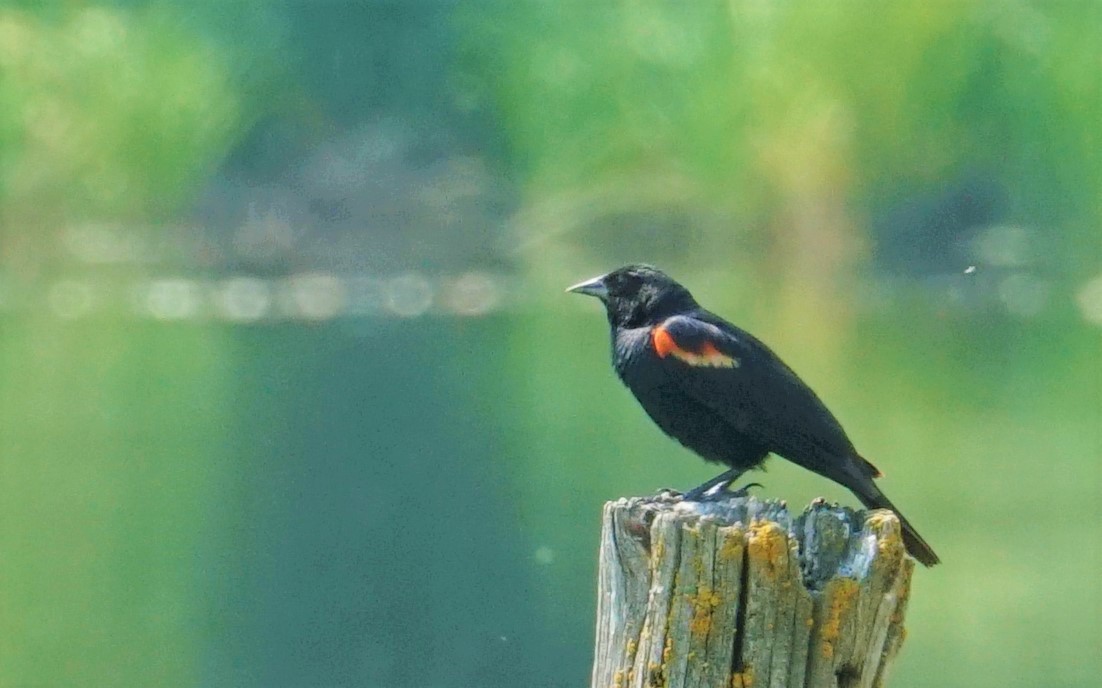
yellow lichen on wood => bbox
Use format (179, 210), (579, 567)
(718, 526), (744, 561)
(730, 666), (754, 688)
(864, 510), (896, 530)
(819, 577), (860, 659)
(689, 584), (721, 637)
(747, 520), (788, 578)
(866, 510), (906, 560)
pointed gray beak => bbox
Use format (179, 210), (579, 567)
(566, 275), (609, 301)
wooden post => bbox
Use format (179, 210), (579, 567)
(591, 493), (914, 688)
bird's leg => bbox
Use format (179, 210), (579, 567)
(681, 468), (749, 501)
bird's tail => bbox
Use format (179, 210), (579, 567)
(855, 485), (940, 567)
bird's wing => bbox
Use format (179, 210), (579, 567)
(650, 314), (859, 475)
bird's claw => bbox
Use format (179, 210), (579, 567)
(682, 479), (763, 502)
(725, 481), (763, 498)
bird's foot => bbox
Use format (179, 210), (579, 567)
(681, 474), (761, 502)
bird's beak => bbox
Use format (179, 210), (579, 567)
(566, 275), (609, 301)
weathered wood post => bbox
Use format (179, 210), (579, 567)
(591, 493), (915, 688)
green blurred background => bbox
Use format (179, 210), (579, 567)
(0, 1), (1099, 686)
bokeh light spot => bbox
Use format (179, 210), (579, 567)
(142, 279), (201, 321)
(217, 277), (271, 323)
(386, 273), (433, 318)
(284, 272), (346, 321)
(444, 272), (501, 316)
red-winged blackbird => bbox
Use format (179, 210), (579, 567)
(568, 264), (939, 567)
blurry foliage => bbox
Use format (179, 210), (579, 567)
(0, 4), (255, 222)
(458, 2), (753, 206)
(458, 0), (1100, 276)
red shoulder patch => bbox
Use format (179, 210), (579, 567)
(652, 326), (678, 358)
(651, 325), (739, 369)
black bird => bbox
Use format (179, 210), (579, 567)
(568, 264), (939, 566)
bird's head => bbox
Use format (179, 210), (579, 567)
(567, 264), (698, 328)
